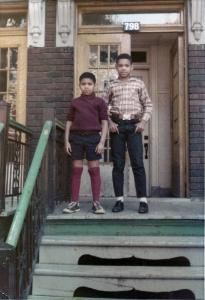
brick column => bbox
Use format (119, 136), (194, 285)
(188, 44), (205, 198)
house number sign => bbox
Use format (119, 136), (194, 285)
(123, 22), (140, 31)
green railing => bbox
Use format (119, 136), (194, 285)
(6, 120), (53, 247)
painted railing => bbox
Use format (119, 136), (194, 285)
(6, 121), (53, 247)
(0, 103), (69, 299)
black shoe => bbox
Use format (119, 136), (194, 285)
(138, 201), (149, 214)
(112, 200), (124, 213)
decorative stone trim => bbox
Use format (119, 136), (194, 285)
(28, 0), (45, 47)
(56, 0), (74, 47)
(188, 0), (205, 44)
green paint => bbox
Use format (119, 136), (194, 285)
(9, 118), (32, 135)
(44, 219), (204, 237)
(6, 121), (53, 248)
(0, 122), (4, 134)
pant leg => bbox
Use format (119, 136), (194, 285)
(127, 128), (147, 197)
(110, 129), (126, 197)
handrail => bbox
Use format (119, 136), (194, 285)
(9, 118), (33, 135)
(0, 122), (5, 134)
(6, 120), (53, 248)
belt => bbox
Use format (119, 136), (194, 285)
(110, 112), (140, 121)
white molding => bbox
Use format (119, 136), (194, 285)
(56, 0), (74, 47)
(188, 0), (205, 44)
(28, 0), (45, 47)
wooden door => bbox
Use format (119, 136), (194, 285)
(171, 35), (186, 197)
(0, 35), (27, 124)
(76, 33), (131, 197)
(128, 69), (150, 196)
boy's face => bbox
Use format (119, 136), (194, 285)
(116, 58), (132, 79)
(79, 78), (95, 95)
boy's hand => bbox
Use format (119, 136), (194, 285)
(135, 120), (146, 133)
(109, 120), (119, 134)
(96, 142), (104, 154)
(65, 141), (72, 155)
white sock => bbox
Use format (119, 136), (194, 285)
(117, 196), (124, 202)
(139, 197), (147, 203)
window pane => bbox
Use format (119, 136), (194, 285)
(0, 48), (8, 69)
(89, 45), (98, 67)
(82, 12), (181, 26)
(131, 51), (147, 63)
(7, 94), (16, 119)
(0, 71), (7, 92)
(100, 45), (108, 65)
(110, 45), (118, 64)
(0, 94), (6, 101)
(0, 13), (26, 28)
(10, 48), (18, 69)
(8, 71), (17, 93)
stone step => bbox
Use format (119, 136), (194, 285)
(32, 264), (204, 299)
(39, 235), (203, 266)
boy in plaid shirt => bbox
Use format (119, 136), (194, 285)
(104, 53), (152, 213)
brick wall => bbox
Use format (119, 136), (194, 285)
(188, 44), (205, 198)
(27, 0), (73, 139)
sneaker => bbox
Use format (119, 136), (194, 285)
(92, 201), (105, 214)
(63, 202), (80, 214)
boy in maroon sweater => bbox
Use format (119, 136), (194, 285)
(63, 72), (108, 214)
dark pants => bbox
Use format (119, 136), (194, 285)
(110, 120), (147, 198)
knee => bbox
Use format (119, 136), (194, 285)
(113, 159), (125, 172)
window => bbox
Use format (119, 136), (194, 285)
(0, 12), (27, 28)
(82, 12), (181, 26)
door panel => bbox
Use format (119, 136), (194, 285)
(171, 35), (186, 197)
(77, 33), (131, 197)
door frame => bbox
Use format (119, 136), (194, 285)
(74, 0), (189, 197)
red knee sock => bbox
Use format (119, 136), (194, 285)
(71, 167), (83, 202)
(88, 167), (101, 202)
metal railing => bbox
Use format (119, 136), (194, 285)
(0, 103), (70, 299)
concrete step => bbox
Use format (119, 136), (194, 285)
(39, 235), (203, 266)
(32, 264), (204, 299)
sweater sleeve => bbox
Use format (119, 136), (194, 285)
(99, 98), (108, 121)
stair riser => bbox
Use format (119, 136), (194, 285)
(39, 245), (203, 266)
(44, 219), (204, 236)
(32, 275), (204, 298)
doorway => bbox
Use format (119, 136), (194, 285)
(75, 3), (187, 198)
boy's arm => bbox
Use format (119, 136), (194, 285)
(96, 120), (108, 154)
(64, 120), (72, 154)
(103, 83), (119, 133)
(136, 81), (153, 133)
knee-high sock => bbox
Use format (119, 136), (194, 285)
(88, 167), (101, 202)
(71, 167), (83, 202)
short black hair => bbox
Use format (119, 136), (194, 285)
(116, 53), (132, 64)
(79, 72), (96, 84)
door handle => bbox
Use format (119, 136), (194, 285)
(144, 143), (148, 159)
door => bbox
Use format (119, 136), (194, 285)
(171, 35), (186, 197)
(0, 36), (27, 124)
(76, 33), (131, 197)
(128, 68), (150, 196)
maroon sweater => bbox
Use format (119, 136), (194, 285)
(67, 93), (108, 132)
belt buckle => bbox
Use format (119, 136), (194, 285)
(122, 113), (131, 120)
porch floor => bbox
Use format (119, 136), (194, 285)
(49, 198), (204, 220)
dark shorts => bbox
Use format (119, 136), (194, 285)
(69, 133), (101, 161)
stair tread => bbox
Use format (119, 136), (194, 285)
(34, 264), (204, 279)
(48, 198), (204, 220)
(41, 235), (203, 247)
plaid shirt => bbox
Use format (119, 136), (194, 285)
(104, 77), (153, 122)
